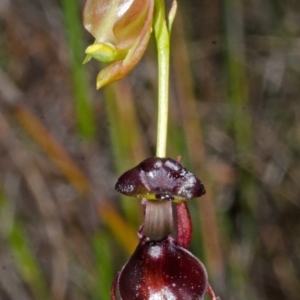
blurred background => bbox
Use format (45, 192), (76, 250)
(0, 0), (300, 299)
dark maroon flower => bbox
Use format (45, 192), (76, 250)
(114, 235), (208, 300)
(110, 202), (220, 300)
(112, 157), (219, 300)
(115, 157), (205, 202)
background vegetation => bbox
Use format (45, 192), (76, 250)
(0, 0), (300, 299)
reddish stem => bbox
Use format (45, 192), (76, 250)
(175, 155), (192, 248)
(176, 202), (192, 248)
(110, 272), (119, 300)
(207, 283), (220, 300)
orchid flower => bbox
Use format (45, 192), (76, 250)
(112, 157), (220, 300)
(83, 0), (154, 89)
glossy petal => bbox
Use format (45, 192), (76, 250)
(116, 236), (208, 300)
(115, 157), (206, 202)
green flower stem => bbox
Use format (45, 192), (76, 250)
(154, 0), (171, 157)
(143, 1), (177, 242)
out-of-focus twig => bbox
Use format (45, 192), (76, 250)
(104, 80), (148, 227)
(171, 9), (225, 290)
(0, 247), (32, 300)
(14, 105), (92, 196)
(0, 68), (138, 254)
(0, 112), (68, 300)
(0, 68), (91, 196)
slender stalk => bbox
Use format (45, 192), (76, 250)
(142, 0), (177, 242)
(154, 0), (170, 157)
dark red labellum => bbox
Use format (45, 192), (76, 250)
(115, 157), (205, 202)
(116, 236), (208, 300)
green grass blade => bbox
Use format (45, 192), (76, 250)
(61, 0), (96, 139)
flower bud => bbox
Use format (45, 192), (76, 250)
(115, 236), (208, 300)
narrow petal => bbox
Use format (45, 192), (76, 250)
(85, 42), (127, 63)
